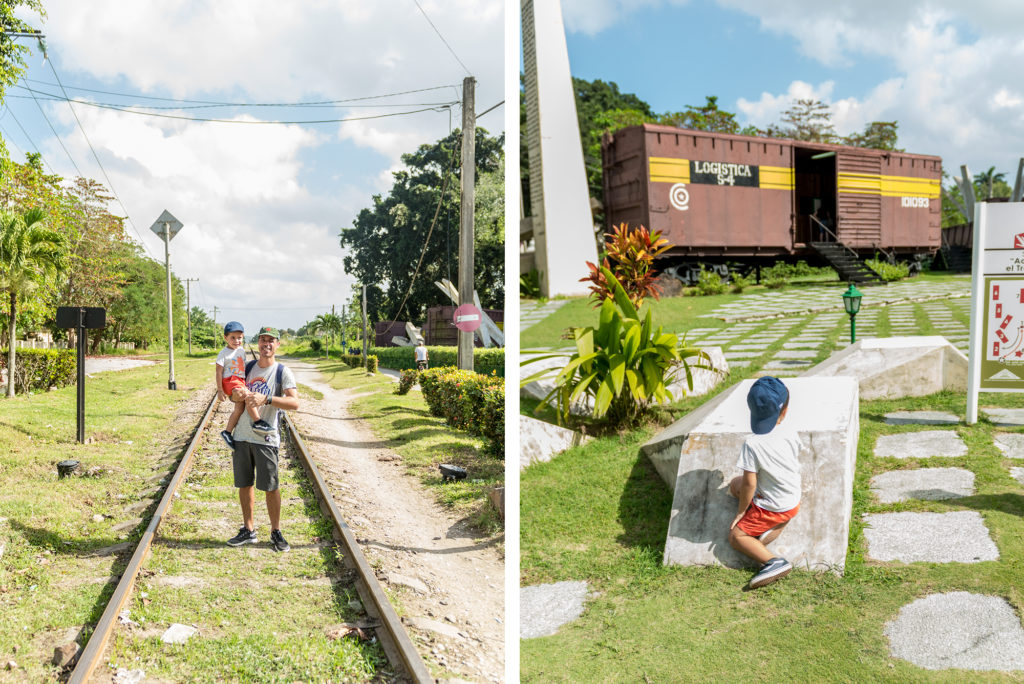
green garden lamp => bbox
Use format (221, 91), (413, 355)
(842, 283), (863, 344)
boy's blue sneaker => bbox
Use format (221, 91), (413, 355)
(252, 419), (273, 435)
(748, 557), (792, 589)
(220, 430), (234, 448)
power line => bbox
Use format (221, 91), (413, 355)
(21, 75), (84, 178)
(476, 100), (503, 119)
(46, 60), (154, 259)
(14, 90), (453, 124)
(10, 87), (458, 111)
(412, 0), (471, 76)
(22, 78), (462, 107)
(2, 105), (58, 175)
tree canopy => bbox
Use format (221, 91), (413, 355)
(339, 128), (504, 325)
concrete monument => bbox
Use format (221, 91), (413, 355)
(642, 377), (859, 573)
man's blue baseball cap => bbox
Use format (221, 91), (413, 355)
(747, 376), (789, 435)
(223, 321), (244, 334)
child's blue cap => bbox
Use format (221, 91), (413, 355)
(747, 376), (788, 434)
(223, 321), (244, 335)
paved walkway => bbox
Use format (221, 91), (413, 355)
(520, 299), (568, 331)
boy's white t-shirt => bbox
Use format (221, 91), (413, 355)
(414, 345), (428, 361)
(216, 346), (246, 380)
(736, 423), (802, 512)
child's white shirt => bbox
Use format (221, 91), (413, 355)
(736, 423), (802, 512)
(216, 346), (247, 380)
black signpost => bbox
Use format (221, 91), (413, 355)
(56, 306), (106, 444)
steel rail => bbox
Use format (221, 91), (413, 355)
(69, 390), (219, 684)
(281, 411), (433, 683)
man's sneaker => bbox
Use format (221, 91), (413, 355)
(227, 526), (257, 547)
(220, 430), (234, 448)
(270, 529), (290, 553)
(252, 419), (273, 435)
(748, 557), (792, 589)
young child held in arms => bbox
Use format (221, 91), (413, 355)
(216, 322), (271, 448)
(728, 376), (802, 589)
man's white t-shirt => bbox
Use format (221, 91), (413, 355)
(232, 361), (297, 449)
(736, 423), (802, 512)
(414, 345), (428, 362)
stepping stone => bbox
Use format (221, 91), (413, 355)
(863, 511), (998, 563)
(783, 341), (823, 349)
(729, 344), (771, 351)
(995, 433), (1024, 459)
(870, 467), (975, 503)
(762, 359), (813, 370)
(1011, 467), (1024, 485)
(723, 350), (763, 359)
(520, 581), (589, 639)
(983, 408), (1024, 427)
(884, 411), (959, 426)
(885, 592), (1024, 671)
(874, 431), (967, 459)
(773, 349), (818, 359)
(728, 360), (752, 368)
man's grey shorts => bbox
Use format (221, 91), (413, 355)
(232, 440), (279, 491)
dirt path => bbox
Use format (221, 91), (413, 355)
(286, 360), (504, 683)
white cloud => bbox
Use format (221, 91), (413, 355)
(560, 0), (690, 36)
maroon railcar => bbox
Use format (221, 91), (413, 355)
(602, 124), (941, 269)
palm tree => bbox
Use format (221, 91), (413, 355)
(0, 207), (68, 397)
(974, 166), (1007, 200)
(309, 313), (343, 360)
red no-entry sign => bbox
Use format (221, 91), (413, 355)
(453, 304), (482, 332)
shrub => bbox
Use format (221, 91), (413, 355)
(339, 352), (378, 372)
(520, 269), (542, 298)
(730, 271), (752, 293)
(418, 366), (504, 458)
(522, 268), (714, 428)
(369, 346), (504, 377)
(396, 368), (419, 395)
(764, 276), (787, 289)
(0, 348), (76, 394)
(580, 223), (671, 308)
(309, 339), (323, 353)
(695, 267), (727, 296)
(865, 257), (910, 282)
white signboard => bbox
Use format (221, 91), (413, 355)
(967, 202), (1024, 423)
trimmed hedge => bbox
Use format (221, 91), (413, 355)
(418, 365), (504, 459)
(339, 352), (378, 373)
(371, 346), (504, 377)
(0, 348), (76, 394)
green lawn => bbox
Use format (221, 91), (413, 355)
(520, 387), (1024, 682)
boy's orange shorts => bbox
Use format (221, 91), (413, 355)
(221, 376), (246, 394)
(736, 502), (800, 537)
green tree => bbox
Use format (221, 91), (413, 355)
(340, 128), (504, 324)
(659, 96), (742, 134)
(771, 99), (839, 143)
(309, 312), (343, 358)
(107, 249), (185, 350)
(843, 121), (901, 151)
(975, 166), (1008, 201)
(0, 206), (68, 396)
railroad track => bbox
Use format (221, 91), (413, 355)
(67, 388), (432, 683)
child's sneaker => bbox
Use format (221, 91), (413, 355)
(220, 430), (234, 448)
(251, 419), (273, 435)
(748, 557), (792, 589)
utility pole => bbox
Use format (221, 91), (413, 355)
(212, 306), (219, 325)
(331, 304), (336, 357)
(184, 278), (198, 356)
(362, 285), (369, 370)
(341, 304), (347, 348)
(457, 75), (476, 371)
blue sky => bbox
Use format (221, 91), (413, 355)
(3, 1), (504, 336)
(559, 0), (1024, 182)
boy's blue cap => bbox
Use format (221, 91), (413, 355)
(223, 321), (244, 334)
(747, 376), (788, 435)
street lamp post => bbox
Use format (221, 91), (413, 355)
(149, 210), (184, 390)
(842, 283), (864, 344)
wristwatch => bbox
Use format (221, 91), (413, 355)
(266, 396), (273, 408)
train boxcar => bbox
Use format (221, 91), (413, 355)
(601, 124), (942, 278)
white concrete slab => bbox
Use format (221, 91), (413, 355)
(520, 415), (588, 470)
(863, 511), (998, 563)
(1011, 467), (1024, 485)
(982, 408), (1024, 427)
(520, 581), (589, 639)
(642, 377), (859, 573)
(993, 432), (1024, 459)
(773, 349), (819, 359)
(885, 592), (1024, 671)
(870, 467), (975, 503)
(801, 336), (968, 399)
(884, 411), (960, 426)
(874, 431), (967, 459)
